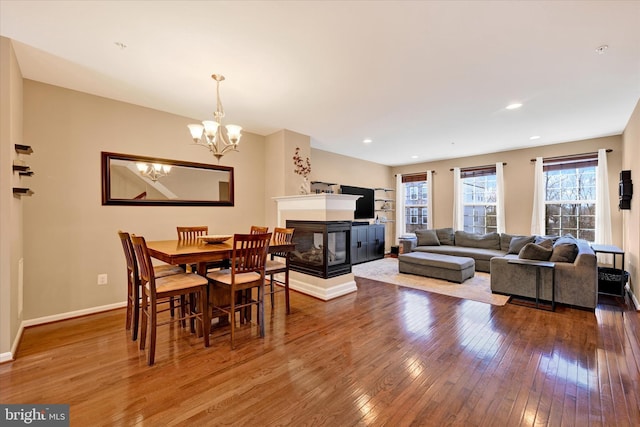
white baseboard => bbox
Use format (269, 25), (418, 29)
(1, 301), (127, 362)
(22, 301), (127, 328)
(627, 285), (640, 311)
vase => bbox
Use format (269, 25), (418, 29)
(299, 177), (310, 195)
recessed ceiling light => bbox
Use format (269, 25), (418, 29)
(363, 138), (372, 144)
(596, 45), (609, 55)
(530, 135), (541, 140)
(411, 155), (418, 159)
(506, 103), (522, 110)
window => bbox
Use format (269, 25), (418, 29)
(461, 167), (497, 234)
(543, 155), (596, 241)
(402, 174), (429, 233)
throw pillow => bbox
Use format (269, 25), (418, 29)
(535, 235), (559, 245)
(454, 230), (501, 250)
(549, 243), (579, 263)
(436, 228), (455, 246)
(508, 235), (536, 254)
(415, 229), (440, 246)
(536, 238), (554, 249)
(500, 233), (516, 252)
(518, 243), (553, 261)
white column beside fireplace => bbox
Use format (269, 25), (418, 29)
(273, 194), (361, 300)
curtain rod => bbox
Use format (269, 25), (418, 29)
(530, 149), (612, 163)
(394, 171), (437, 177)
(449, 162), (506, 172)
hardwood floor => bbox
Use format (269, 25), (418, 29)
(1, 278), (639, 426)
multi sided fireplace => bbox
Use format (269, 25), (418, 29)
(286, 220), (352, 279)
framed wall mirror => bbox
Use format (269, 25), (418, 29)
(101, 152), (234, 206)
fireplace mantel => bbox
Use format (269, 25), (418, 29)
(272, 194), (361, 210)
(273, 194), (361, 225)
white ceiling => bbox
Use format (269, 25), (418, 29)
(1, 1), (639, 166)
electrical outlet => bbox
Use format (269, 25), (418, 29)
(97, 274), (108, 285)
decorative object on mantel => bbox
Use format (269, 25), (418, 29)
(293, 147), (312, 194)
(187, 74), (242, 163)
(136, 162), (171, 182)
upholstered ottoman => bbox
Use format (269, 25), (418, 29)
(398, 252), (475, 283)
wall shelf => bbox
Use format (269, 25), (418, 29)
(15, 144), (33, 155)
(13, 187), (34, 196)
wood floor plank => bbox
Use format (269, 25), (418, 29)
(1, 277), (639, 426)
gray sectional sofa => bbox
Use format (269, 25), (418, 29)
(407, 228), (598, 309)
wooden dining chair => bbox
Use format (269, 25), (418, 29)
(131, 234), (210, 366)
(207, 232), (272, 349)
(118, 231), (183, 341)
(177, 225), (208, 241)
(250, 225), (269, 234)
(177, 225), (227, 275)
(264, 227), (294, 314)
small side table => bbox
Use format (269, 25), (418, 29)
(591, 244), (626, 297)
(508, 259), (556, 311)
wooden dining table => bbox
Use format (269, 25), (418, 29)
(145, 237), (296, 330)
(146, 238), (295, 276)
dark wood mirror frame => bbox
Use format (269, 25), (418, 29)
(101, 152), (234, 206)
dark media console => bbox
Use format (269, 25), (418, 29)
(351, 223), (385, 265)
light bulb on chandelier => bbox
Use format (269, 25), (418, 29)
(187, 74), (242, 163)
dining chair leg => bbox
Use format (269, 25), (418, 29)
(258, 283), (265, 338)
(269, 274), (275, 307)
(170, 297), (176, 317)
(199, 287), (210, 348)
(230, 289), (236, 350)
(139, 292), (148, 351)
(126, 280), (133, 332)
(284, 268), (290, 315)
(132, 288), (140, 341)
(149, 298), (158, 366)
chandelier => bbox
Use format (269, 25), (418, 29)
(136, 162), (171, 182)
(187, 74), (242, 162)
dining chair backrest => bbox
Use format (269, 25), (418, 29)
(249, 226), (269, 235)
(118, 230), (138, 281)
(131, 235), (156, 293)
(271, 227), (294, 258)
(231, 233), (272, 276)
(177, 226), (208, 241)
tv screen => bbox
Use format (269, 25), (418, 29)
(340, 185), (375, 219)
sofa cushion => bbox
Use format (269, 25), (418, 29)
(436, 228), (455, 246)
(415, 229), (440, 246)
(508, 235), (536, 254)
(454, 231), (501, 250)
(550, 243), (579, 263)
(518, 242), (553, 261)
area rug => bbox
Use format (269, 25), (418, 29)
(352, 257), (510, 306)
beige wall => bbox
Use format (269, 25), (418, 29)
(622, 99), (639, 302)
(0, 37), (25, 360)
(391, 136), (624, 246)
(21, 80), (267, 320)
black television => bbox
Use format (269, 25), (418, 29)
(340, 185), (375, 220)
